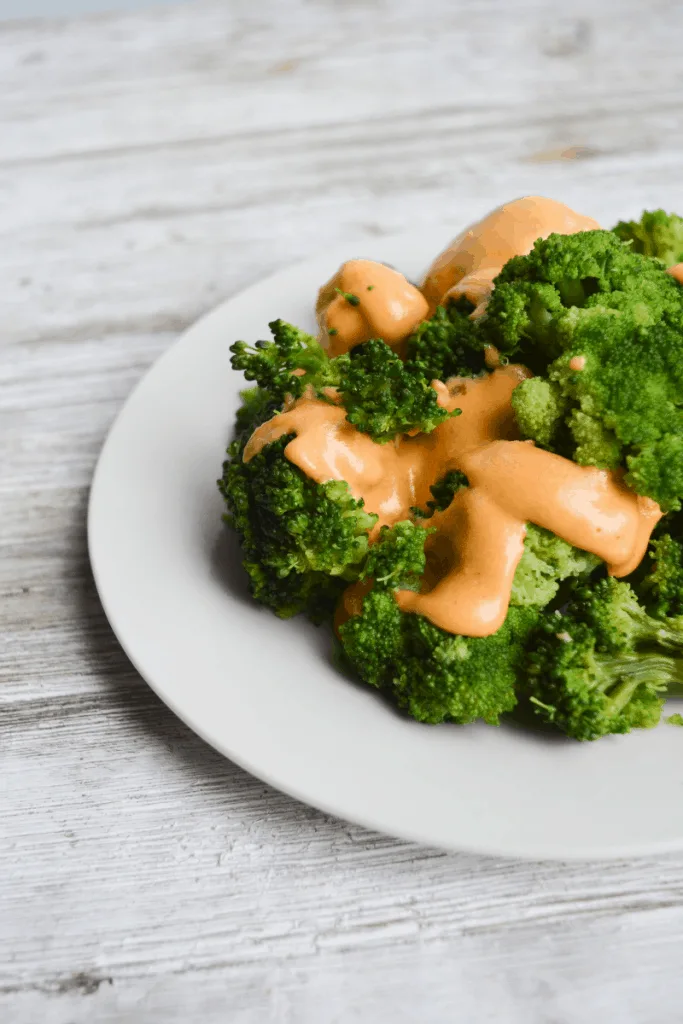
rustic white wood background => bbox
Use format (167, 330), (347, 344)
(3, 1), (683, 1021)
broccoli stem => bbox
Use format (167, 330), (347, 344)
(599, 654), (673, 715)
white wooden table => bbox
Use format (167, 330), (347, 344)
(3, 2), (683, 1020)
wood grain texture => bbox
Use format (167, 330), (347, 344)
(2, 0), (683, 1021)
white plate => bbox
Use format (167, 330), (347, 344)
(89, 232), (683, 861)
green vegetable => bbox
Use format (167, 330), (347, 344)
(219, 435), (376, 621)
(510, 525), (599, 609)
(335, 287), (360, 306)
(667, 713), (683, 727)
(222, 213), (683, 741)
(484, 230), (683, 509)
(412, 470), (469, 519)
(612, 209), (683, 267)
(405, 300), (487, 381)
(338, 339), (456, 442)
(525, 578), (683, 740)
(230, 319), (336, 414)
(339, 521), (538, 724)
(337, 519), (596, 725)
(635, 524), (683, 619)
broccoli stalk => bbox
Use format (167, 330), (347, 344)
(525, 578), (683, 740)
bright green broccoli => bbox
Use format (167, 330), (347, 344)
(482, 230), (683, 509)
(338, 519), (598, 725)
(412, 470), (469, 519)
(339, 521), (539, 724)
(336, 338), (456, 442)
(404, 300), (487, 381)
(612, 209), (683, 267)
(510, 525), (600, 609)
(219, 435), (376, 620)
(230, 318), (338, 414)
(525, 578), (683, 740)
(633, 514), (683, 618)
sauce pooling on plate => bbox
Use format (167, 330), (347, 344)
(421, 196), (600, 316)
(244, 368), (660, 637)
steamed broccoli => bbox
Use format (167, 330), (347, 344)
(336, 338), (455, 442)
(219, 435), (376, 620)
(483, 230), (683, 509)
(339, 522), (538, 724)
(404, 300), (487, 381)
(510, 525), (600, 609)
(634, 515), (683, 618)
(230, 319), (338, 414)
(338, 520), (598, 725)
(612, 210), (683, 267)
(412, 470), (469, 519)
(526, 578), (683, 740)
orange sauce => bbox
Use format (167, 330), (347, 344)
(244, 367), (661, 637)
(316, 259), (429, 356)
(421, 196), (600, 316)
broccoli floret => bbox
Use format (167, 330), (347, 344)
(230, 319), (338, 412)
(412, 470), (469, 519)
(528, 627), (673, 741)
(634, 520), (683, 619)
(612, 210), (683, 267)
(525, 578), (683, 739)
(510, 525), (600, 609)
(485, 230), (683, 509)
(337, 339), (456, 442)
(511, 377), (567, 449)
(338, 521), (589, 725)
(404, 300), (487, 381)
(219, 435), (376, 621)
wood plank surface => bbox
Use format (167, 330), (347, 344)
(2, 1), (683, 1021)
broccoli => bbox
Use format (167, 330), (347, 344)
(336, 338), (456, 442)
(412, 470), (469, 519)
(337, 519), (597, 725)
(612, 210), (683, 267)
(510, 525), (600, 609)
(483, 230), (683, 509)
(219, 435), (376, 621)
(525, 578), (683, 740)
(220, 312), (481, 621)
(230, 318), (338, 414)
(404, 300), (487, 382)
(339, 522), (538, 724)
(633, 516), (683, 618)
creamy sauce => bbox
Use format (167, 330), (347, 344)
(421, 196), (600, 316)
(316, 259), (429, 356)
(244, 367), (661, 637)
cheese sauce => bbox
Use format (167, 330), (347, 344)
(317, 259), (429, 356)
(244, 368), (661, 637)
(421, 196), (600, 316)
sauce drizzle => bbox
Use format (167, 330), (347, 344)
(421, 196), (601, 316)
(317, 259), (429, 356)
(244, 367), (661, 637)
